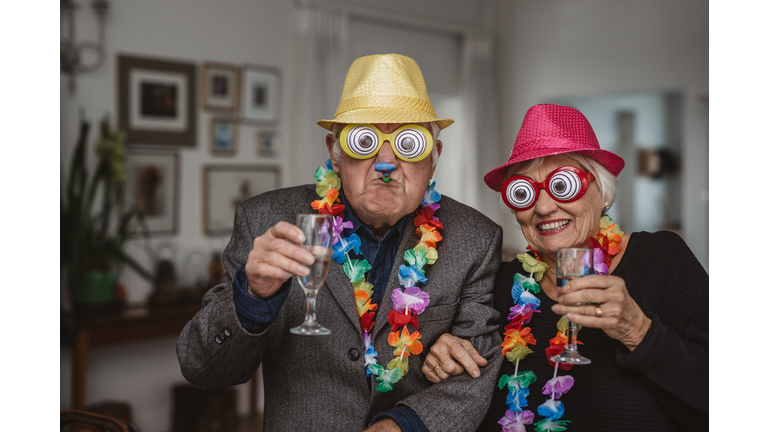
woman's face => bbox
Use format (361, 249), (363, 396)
(509, 155), (604, 258)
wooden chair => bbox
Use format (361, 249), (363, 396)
(60, 410), (138, 432)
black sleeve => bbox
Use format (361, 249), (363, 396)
(616, 231), (709, 430)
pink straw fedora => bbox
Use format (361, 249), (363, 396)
(484, 104), (625, 192)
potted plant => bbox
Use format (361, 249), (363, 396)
(61, 115), (152, 313)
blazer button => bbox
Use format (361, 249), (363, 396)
(223, 327), (232, 337)
(348, 348), (360, 361)
(215, 335), (223, 344)
(219, 330), (228, 340)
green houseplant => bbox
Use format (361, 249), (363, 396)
(61, 116), (152, 310)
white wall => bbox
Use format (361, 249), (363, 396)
(493, 0), (708, 269)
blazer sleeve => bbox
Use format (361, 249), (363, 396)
(397, 224), (504, 432)
(176, 202), (269, 390)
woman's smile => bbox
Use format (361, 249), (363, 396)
(537, 219), (571, 234)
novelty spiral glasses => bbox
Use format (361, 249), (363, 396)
(340, 124), (433, 162)
(502, 166), (595, 211)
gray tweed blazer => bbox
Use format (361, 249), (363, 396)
(176, 185), (503, 431)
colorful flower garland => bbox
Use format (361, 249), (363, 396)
(312, 160), (443, 392)
(497, 216), (623, 432)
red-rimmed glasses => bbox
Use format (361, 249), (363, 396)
(501, 166), (595, 211)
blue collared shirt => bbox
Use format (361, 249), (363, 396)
(231, 188), (426, 432)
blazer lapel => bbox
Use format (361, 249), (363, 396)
(324, 258), (361, 332)
(371, 213), (418, 340)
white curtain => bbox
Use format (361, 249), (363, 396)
(459, 35), (504, 229)
(289, 5), (349, 186)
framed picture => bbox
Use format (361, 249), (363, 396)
(118, 54), (197, 146)
(256, 129), (278, 158)
(203, 165), (281, 236)
(124, 151), (179, 234)
(201, 62), (240, 111)
(210, 118), (238, 155)
(240, 64), (281, 124)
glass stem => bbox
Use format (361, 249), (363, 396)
(304, 289), (319, 324)
(565, 321), (579, 353)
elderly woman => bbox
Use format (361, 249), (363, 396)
(421, 104), (708, 432)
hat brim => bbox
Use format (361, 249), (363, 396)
(318, 107), (454, 131)
(484, 148), (625, 192)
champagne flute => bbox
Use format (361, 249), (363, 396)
(550, 247), (593, 365)
(289, 214), (333, 335)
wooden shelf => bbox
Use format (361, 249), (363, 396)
(62, 303), (202, 410)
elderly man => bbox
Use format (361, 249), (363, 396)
(177, 54), (503, 431)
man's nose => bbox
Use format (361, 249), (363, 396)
(375, 138), (397, 163)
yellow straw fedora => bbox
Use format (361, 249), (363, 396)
(317, 53), (454, 131)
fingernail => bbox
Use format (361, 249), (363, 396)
(472, 370), (480, 378)
(551, 305), (560, 313)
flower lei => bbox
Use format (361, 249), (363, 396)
(312, 160), (443, 392)
(497, 216), (623, 432)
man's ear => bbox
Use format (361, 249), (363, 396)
(325, 133), (340, 172)
(429, 139), (443, 177)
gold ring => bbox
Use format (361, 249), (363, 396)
(595, 305), (603, 317)
(432, 364), (441, 373)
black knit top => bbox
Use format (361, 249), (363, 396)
(477, 231), (709, 431)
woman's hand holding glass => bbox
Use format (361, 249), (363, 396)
(551, 274), (652, 352)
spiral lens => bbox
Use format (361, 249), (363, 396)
(505, 179), (536, 209)
(547, 170), (582, 201)
(394, 128), (428, 160)
(345, 125), (380, 158)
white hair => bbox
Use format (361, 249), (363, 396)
(329, 122), (441, 169)
(498, 153), (618, 216)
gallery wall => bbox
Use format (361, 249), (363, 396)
(60, 1), (294, 430)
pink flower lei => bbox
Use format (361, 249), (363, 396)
(498, 216), (623, 432)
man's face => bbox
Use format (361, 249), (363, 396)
(325, 122), (442, 236)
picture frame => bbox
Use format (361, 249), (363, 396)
(240, 64), (281, 124)
(117, 54), (197, 146)
(256, 129), (278, 158)
(210, 118), (238, 155)
(124, 151), (180, 235)
(201, 62), (240, 111)
(203, 165), (281, 236)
